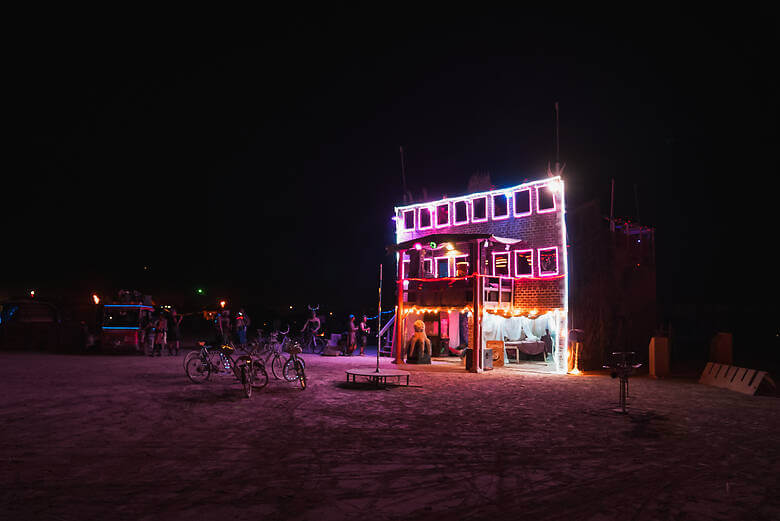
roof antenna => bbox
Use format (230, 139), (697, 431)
(400, 146), (412, 203)
(548, 102), (565, 177)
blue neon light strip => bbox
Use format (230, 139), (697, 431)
(102, 326), (140, 330)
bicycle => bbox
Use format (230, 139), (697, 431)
(262, 327), (305, 380)
(185, 342), (266, 397)
(299, 329), (327, 354)
(183, 335), (236, 371)
(282, 339), (308, 390)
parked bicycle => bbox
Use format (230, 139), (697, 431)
(299, 330), (327, 354)
(282, 339), (307, 390)
(185, 342), (266, 397)
(261, 326), (305, 380)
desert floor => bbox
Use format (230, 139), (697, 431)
(1, 351), (778, 520)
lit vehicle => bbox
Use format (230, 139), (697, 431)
(101, 304), (155, 351)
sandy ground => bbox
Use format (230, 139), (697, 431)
(0, 351), (778, 521)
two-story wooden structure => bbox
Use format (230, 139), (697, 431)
(391, 176), (569, 373)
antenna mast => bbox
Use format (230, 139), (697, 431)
(400, 146), (411, 203)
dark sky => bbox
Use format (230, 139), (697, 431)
(4, 10), (777, 318)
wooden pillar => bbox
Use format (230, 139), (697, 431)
(395, 249), (406, 364)
(471, 239), (482, 373)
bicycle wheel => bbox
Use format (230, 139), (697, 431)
(183, 350), (198, 371)
(296, 360), (307, 390)
(251, 360), (269, 390)
(185, 356), (211, 383)
(271, 355), (284, 380)
(283, 357), (305, 382)
(241, 365), (252, 398)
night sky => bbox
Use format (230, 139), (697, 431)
(4, 10), (777, 324)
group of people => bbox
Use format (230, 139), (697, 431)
(299, 309), (372, 356)
(214, 308), (251, 348)
(141, 309), (183, 356)
(345, 314), (371, 356)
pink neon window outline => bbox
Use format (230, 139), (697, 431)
(402, 209), (415, 230)
(452, 200), (469, 226)
(492, 193), (510, 220)
(536, 184), (557, 214)
(538, 247), (559, 276)
(435, 203), (450, 228)
(471, 196), (488, 223)
(418, 207), (433, 230)
(513, 249), (534, 277)
(423, 259), (433, 277)
(513, 189), (532, 217)
(492, 252), (510, 277)
(454, 255), (470, 276)
(434, 256), (451, 278)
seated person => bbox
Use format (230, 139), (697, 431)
(405, 320), (432, 364)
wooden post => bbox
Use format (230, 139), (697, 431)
(471, 239), (482, 373)
(395, 249), (405, 365)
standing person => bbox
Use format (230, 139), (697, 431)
(345, 314), (358, 356)
(153, 313), (168, 357)
(541, 328), (553, 363)
(144, 314), (156, 356)
(168, 309), (183, 356)
(358, 315), (370, 356)
(300, 309), (321, 351)
(235, 308), (249, 348)
(218, 310), (231, 346)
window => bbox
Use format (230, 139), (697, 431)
(435, 203), (450, 228)
(472, 196), (488, 222)
(453, 200), (469, 225)
(435, 257), (450, 278)
(537, 184), (556, 213)
(493, 252), (510, 276)
(538, 247), (559, 276)
(492, 193), (509, 220)
(402, 209), (415, 230)
(514, 250), (533, 277)
(454, 256), (470, 277)
(418, 207), (432, 230)
(513, 189), (531, 217)
(423, 258), (434, 277)
(402, 259), (410, 279)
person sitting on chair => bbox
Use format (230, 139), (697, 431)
(405, 320), (432, 364)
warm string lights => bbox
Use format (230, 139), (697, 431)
(403, 306), (473, 316)
(483, 307), (561, 319)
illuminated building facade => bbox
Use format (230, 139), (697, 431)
(391, 176), (569, 373)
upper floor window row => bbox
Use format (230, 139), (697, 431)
(399, 183), (559, 232)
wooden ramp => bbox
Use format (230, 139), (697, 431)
(699, 362), (774, 395)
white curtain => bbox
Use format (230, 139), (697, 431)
(481, 312), (561, 345)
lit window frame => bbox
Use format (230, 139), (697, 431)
(452, 199), (469, 226)
(454, 255), (470, 276)
(538, 246), (559, 277)
(422, 258), (434, 277)
(513, 188), (532, 217)
(492, 251), (511, 277)
(435, 202), (451, 228)
(513, 249), (534, 278)
(402, 209), (416, 230)
(434, 256), (451, 278)
(418, 207), (433, 230)
(492, 193), (510, 220)
(471, 195), (489, 223)
(536, 184), (557, 214)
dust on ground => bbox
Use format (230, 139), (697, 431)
(0, 352), (778, 521)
